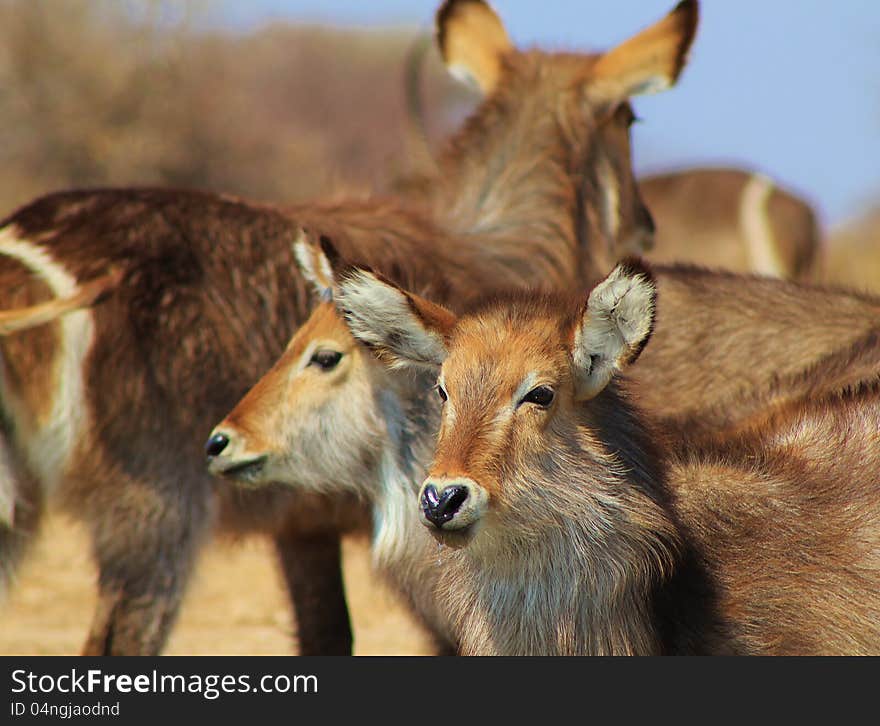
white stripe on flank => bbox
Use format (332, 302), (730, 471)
(0, 226), (95, 495)
(740, 174), (786, 278)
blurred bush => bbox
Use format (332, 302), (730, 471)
(0, 0), (467, 215)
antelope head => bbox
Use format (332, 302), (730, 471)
(205, 231), (437, 501)
(333, 257), (660, 551)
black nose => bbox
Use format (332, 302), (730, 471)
(421, 484), (469, 528)
(205, 432), (229, 458)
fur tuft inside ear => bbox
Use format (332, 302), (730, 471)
(435, 0), (512, 94)
(292, 228), (338, 302)
(571, 257), (656, 400)
(336, 268), (454, 370)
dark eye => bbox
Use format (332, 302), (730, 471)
(436, 384), (448, 403)
(520, 385), (554, 408)
(310, 350), (343, 371)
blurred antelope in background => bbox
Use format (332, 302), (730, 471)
(332, 258), (880, 655)
(640, 167), (821, 280)
(0, 0), (698, 654)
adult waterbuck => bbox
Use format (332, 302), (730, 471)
(0, 0), (698, 653)
(327, 256), (880, 655)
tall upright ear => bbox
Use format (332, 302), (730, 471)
(571, 258), (656, 401)
(435, 0), (513, 95)
(335, 268), (456, 370)
(591, 0), (699, 99)
(292, 228), (344, 302)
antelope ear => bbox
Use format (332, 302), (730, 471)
(335, 268), (456, 370)
(292, 229), (345, 302)
(591, 0), (699, 99)
(571, 258), (656, 401)
(435, 0), (513, 95)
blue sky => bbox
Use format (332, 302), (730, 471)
(211, 1), (880, 228)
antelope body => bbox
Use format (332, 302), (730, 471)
(333, 258), (880, 655)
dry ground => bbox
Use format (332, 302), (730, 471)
(0, 514), (434, 655)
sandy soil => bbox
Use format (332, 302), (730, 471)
(0, 514), (434, 655)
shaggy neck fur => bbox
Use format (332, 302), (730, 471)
(424, 54), (614, 286)
(367, 370), (456, 645)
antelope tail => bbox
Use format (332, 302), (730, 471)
(0, 266), (123, 335)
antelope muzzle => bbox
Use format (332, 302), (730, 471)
(204, 426), (268, 484)
(418, 476), (488, 547)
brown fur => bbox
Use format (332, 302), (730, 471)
(632, 266), (880, 434)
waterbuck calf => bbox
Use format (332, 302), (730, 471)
(1, 0), (697, 653)
(333, 259), (880, 655)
